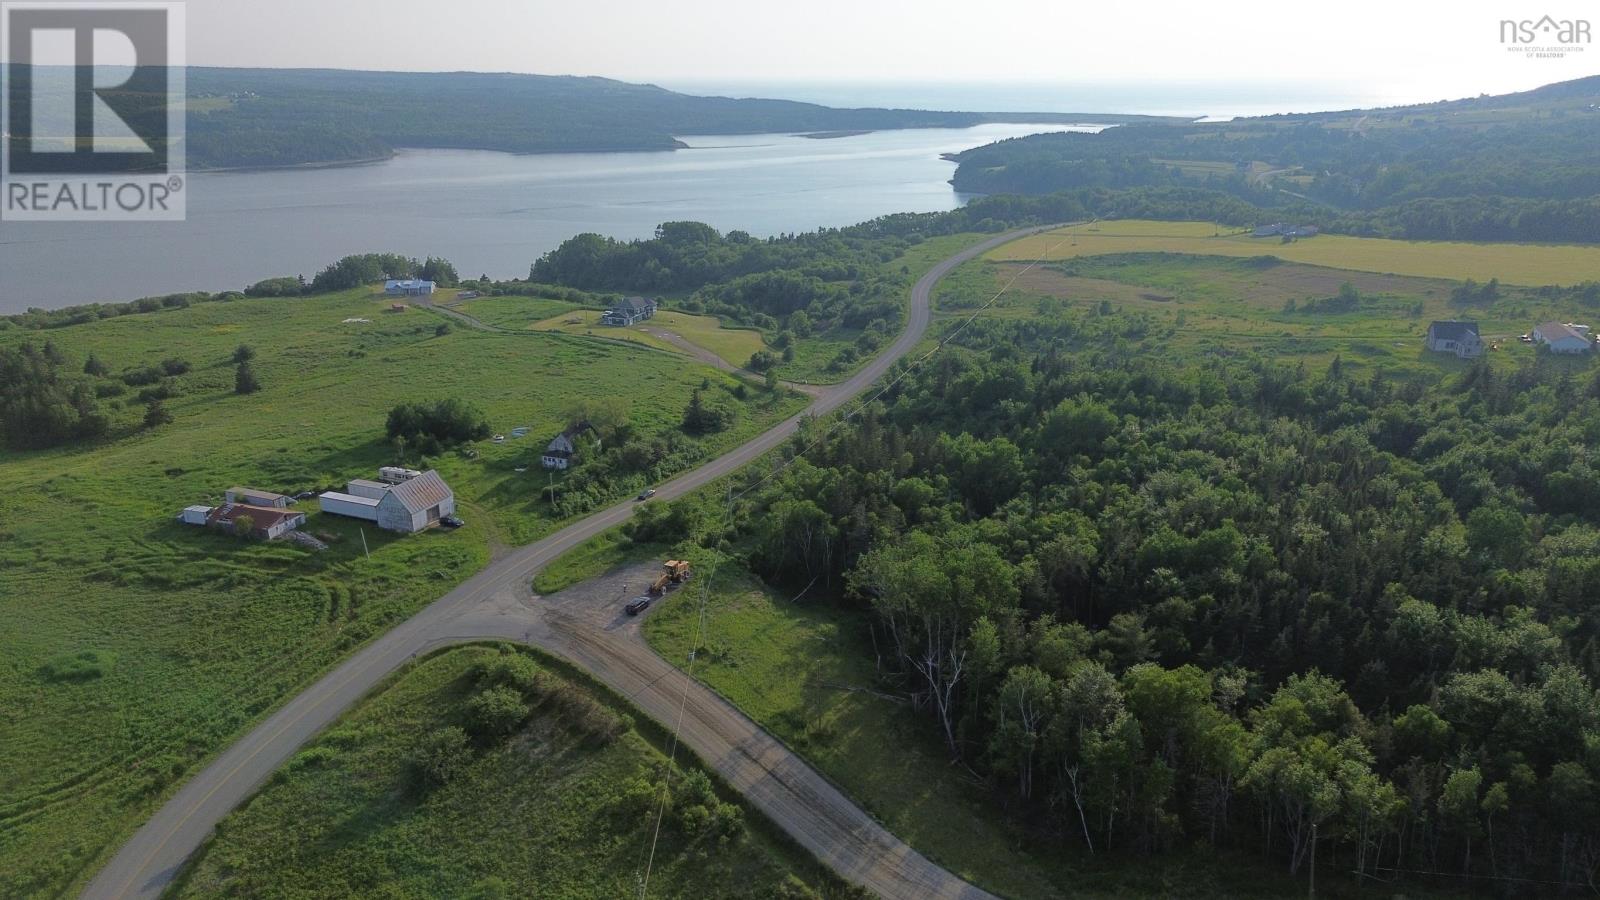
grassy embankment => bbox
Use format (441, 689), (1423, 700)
(171, 644), (828, 898)
(0, 286), (805, 898)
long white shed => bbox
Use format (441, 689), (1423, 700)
(318, 491), (380, 521)
(345, 479), (392, 501)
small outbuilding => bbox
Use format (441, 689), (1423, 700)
(179, 505), (212, 526)
(1425, 321), (1485, 359)
(226, 487), (290, 508)
(318, 491), (381, 521)
(1533, 321), (1593, 354)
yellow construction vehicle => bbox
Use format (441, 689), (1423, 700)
(648, 560), (692, 595)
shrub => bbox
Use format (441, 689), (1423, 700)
(386, 398), (491, 448)
(474, 652), (540, 693)
(409, 725), (471, 788)
(235, 360), (262, 395)
(137, 384), (176, 403)
(39, 649), (116, 682)
(159, 358), (191, 377)
(122, 367), (163, 387)
(746, 350), (778, 373)
(681, 389), (732, 435)
(143, 399), (174, 429)
(466, 685), (529, 737)
(244, 276), (305, 297)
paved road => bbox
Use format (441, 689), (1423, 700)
(84, 226), (1054, 900)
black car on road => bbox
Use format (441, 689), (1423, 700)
(625, 596), (652, 615)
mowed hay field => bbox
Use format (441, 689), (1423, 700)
(0, 290), (799, 897)
(172, 645), (819, 899)
(529, 307), (769, 369)
(990, 219), (1600, 286)
(936, 251), (1600, 377)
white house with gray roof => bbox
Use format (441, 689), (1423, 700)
(1425, 321), (1484, 358)
(601, 296), (659, 326)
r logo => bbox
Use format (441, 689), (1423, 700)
(1, 2), (185, 220)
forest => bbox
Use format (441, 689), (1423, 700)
(949, 75), (1600, 243)
(622, 300), (1600, 892)
(179, 68), (1113, 169)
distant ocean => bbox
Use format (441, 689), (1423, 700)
(657, 79), (1468, 120)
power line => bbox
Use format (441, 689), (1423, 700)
(639, 482), (734, 898)
(725, 223), (1082, 510)
(635, 224), (1076, 897)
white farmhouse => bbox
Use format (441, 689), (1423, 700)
(384, 279), (436, 297)
(1533, 321), (1592, 354)
(541, 423), (598, 470)
(1424, 321), (1484, 358)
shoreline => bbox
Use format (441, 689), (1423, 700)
(182, 116), (1156, 174)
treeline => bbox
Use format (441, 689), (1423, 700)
(526, 191), (1238, 341)
(3, 253), (468, 332)
(251, 254), (459, 296)
(0, 343), (109, 450)
(182, 68), (1011, 169)
(947, 79), (1600, 244)
(644, 305), (1600, 891)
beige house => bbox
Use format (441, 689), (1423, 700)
(1533, 321), (1592, 354)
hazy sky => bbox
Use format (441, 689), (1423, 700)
(178, 0), (1596, 110)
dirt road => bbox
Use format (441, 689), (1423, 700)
(84, 227), (1053, 900)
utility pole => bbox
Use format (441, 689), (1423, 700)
(360, 527), (370, 562)
(1308, 822), (1317, 899)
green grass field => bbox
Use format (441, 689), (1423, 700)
(171, 644), (823, 898)
(529, 308), (769, 369)
(936, 250), (1600, 377)
(448, 294), (586, 330)
(991, 219), (1600, 286)
(0, 289), (804, 898)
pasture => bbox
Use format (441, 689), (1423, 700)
(529, 308), (769, 369)
(0, 288), (800, 897)
(990, 219), (1600, 286)
(938, 249), (1600, 377)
